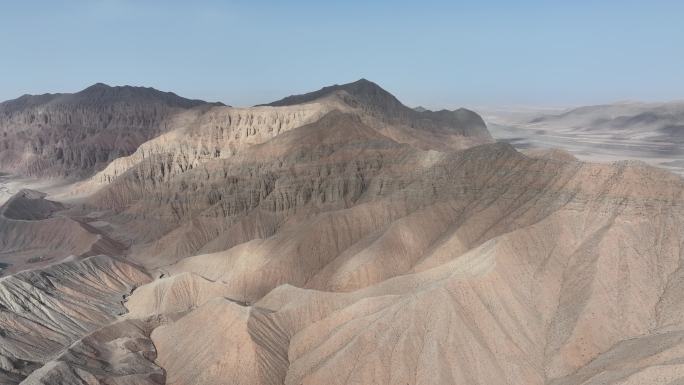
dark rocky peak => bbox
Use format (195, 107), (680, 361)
(0, 93), (63, 114)
(62, 83), (218, 108)
(261, 78), (404, 111)
(263, 79), (491, 140)
(0, 83), (222, 114)
(0, 189), (64, 220)
(0, 84), (222, 178)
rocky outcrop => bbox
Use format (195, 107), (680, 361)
(263, 78), (492, 142)
(87, 102), (336, 189)
(0, 83), (220, 178)
(0, 190), (125, 275)
(72, 80), (491, 199)
(0, 190), (64, 220)
(0, 255), (151, 383)
(3, 80), (684, 385)
(19, 318), (165, 385)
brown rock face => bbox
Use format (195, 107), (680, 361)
(0, 83), (219, 178)
(2, 80), (684, 385)
(263, 78), (491, 140)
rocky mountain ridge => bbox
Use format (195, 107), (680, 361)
(263, 79), (491, 141)
(1, 80), (684, 385)
(0, 83), (221, 178)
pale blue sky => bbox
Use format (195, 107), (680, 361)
(1, 0), (683, 108)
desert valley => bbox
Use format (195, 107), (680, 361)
(485, 102), (684, 176)
(0, 78), (683, 385)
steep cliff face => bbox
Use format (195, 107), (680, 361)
(0, 83), (219, 178)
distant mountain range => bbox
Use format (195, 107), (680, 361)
(529, 101), (684, 141)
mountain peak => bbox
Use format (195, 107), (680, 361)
(78, 83), (148, 96)
(259, 79), (491, 140)
(339, 78), (395, 96)
(349, 78), (375, 86)
(260, 79), (399, 108)
(68, 83), (218, 108)
(85, 82), (111, 90)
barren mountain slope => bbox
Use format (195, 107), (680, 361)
(0, 83), (220, 178)
(143, 152), (684, 384)
(62, 80), (493, 265)
(2, 81), (684, 385)
(143, 144), (684, 384)
(78, 100), (338, 196)
(0, 255), (150, 384)
(18, 315), (172, 385)
(0, 189), (124, 275)
(82, 93), (684, 385)
(263, 79), (492, 149)
(74, 79), (490, 198)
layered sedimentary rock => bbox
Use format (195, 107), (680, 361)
(144, 145), (684, 385)
(71, 81), (490, 263)
(0, 255), (150, 384)
(1, 80), (684, 385)
(0, 189), (124, 275)
(262, 78), (492, 146)
(19, 318), (165, 385)
(0, 83), (219, 178)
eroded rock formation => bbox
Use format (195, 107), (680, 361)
(0, 83), (220, 178)
(1, 80), (683, 385)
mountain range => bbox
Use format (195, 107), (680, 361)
(1, 80), (684, 385)
(0, 83), (223, 178)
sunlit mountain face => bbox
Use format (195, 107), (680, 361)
(2, 1), (684, 383)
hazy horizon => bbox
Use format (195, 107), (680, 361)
(3, 3), (684, 384)
(2, 0), (683, 109)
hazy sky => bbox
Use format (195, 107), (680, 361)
(1, 0), (683, 108)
